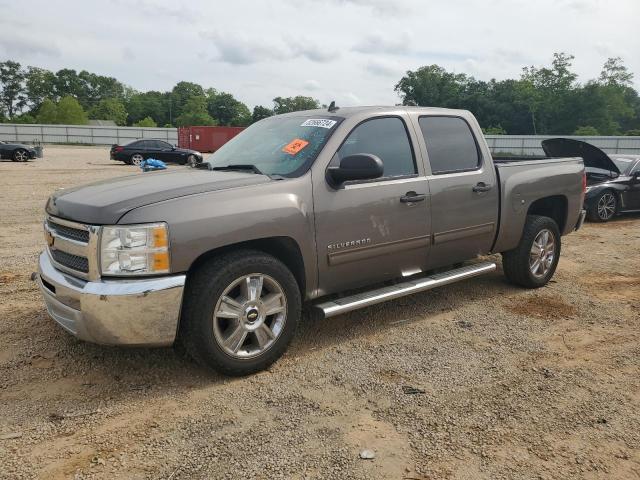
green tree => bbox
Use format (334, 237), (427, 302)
(133, 116), (158, 127)
(175, 95), (216, 126)
(252, 105), (273, 123)
(520, 53), (578, 134)
(88, 98), (127, 125)
(171, 81), (205, 117)
(483, 126), (506, 135)
(54, 69), (84, 101)
(78, 70), (125, 107)
(206, 90), (251, 126)
(394, 64), (471, 108)
(25, 66), (57, 108)
(36, 98), (58, 123)
(599, 57), (633, 87)
(574, 126), (600, 135)
(126, 91), (169, 126)
(624, 129), (640, 136)
(272, 96), (320, 114)
(56, 96), (88, 124)
(12, 113), (36, 124)
(0, 61), (27, 118)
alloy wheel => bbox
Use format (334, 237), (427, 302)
(529, 229), (556, 278)
(131, 154), (144, 166)
(14, 149), (28, 162)
(597, 193), (616, 220)
(212, 273), (287, 359)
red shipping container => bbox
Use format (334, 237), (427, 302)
(178, 126), (245, 153)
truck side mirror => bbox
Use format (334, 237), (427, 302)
(327, 154), (383, 187)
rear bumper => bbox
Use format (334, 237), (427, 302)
(575, 209), (587, 231)
(37, 251), (185, 346)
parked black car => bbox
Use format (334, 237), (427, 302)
(110, 139), (203, 166)
(542, 138), (640, 222)
(0, 141), (37, 162)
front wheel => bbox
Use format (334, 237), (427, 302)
(186, 154), (198, 167)
(502, 215), (561, 288)
(587, 190), (616, 222)
(13, 149), (29, 162)
(179, 250), (301, 376)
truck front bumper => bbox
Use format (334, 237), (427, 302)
(37, 251), (185, 346)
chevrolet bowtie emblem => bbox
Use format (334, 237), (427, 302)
(45, 230), (54, 247)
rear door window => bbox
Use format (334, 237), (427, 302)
(334, 117), (416, 178)
(419, 116), (481, 174)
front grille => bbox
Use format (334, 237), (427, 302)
(50, 249), (89, 273)
(48, 220), (89, 243)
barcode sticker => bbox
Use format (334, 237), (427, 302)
(301, 119), (337, 129)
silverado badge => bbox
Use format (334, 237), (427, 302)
(327, 238), (371, 251)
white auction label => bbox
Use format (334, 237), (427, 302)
(301, 119), (337, 129)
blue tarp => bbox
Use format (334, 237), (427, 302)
(140, 158), (167, 171)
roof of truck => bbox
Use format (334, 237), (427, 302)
(277, 105), (472, 119)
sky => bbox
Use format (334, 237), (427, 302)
(1, 0), (639, 109)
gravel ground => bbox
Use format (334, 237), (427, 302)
(0, 146), (639, 480)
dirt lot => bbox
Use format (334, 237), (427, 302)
(1, 146), (639, 479)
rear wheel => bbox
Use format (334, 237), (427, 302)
(128, 153), (144, 166)
(13, 149), (28, 162)
(587, 190), (616, 222)
(502, 215), (561, 288)
(179, 250), (301, 376)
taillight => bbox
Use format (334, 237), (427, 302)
(582, 172), (587, 193)
(114, 146), (124, 153)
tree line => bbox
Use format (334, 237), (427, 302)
(0, 60), (320, 128)
(0, 53), (639, 135)
(395, 54), (640, 135)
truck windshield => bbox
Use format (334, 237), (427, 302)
(206, 116), (342, 177)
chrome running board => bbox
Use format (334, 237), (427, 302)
(315, 261), (496, 318)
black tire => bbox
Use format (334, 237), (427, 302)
(186, 154), (198, 167)
(128, 153), (144, 166)
(502, 215), (561, 289)
(13, 148), (29, 162)
(178, 249), (301, 376)
(586, 190), (617, 222)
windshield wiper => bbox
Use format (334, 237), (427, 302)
(212, 164), (263, 175)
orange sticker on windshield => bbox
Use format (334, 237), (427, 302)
(282, 138), (309, 155)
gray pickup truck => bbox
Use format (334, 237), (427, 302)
(38, 106), (586, 375)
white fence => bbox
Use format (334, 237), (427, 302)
(485, 135), (640, 156)
(0, 124), (639, 155)
(0, 124), (178, 145)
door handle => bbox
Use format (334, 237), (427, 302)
(400, 192), (427, 203)
(472, 182), (492, 193)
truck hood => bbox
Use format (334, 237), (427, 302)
(46, 169), (271, 224)
(541, 138), (620, 174)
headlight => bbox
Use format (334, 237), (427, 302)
(100, 223), (170, 276)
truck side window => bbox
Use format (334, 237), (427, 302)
(335, 117), (416, 177)
(419, 116), (480, 174)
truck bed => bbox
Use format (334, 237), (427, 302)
(491, 156), (585, 254)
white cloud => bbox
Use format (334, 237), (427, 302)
(366, 58), (403, 77)
(0, 0), (637, 109)
(0, 31), (60, 57)
(353, 31), (413, 55)
(303, 80), (321, 91)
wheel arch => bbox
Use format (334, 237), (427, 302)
(186, 236), (307, 297)
(526, 195), (568, 232)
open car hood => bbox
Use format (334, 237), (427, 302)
(541, 138), (620, 174)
